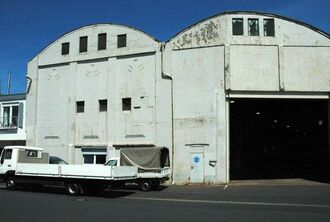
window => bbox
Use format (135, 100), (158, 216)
(122, 98), (131, 111)
(82, 148), (107, 164)
(264, 19), (275, 36)
(76, 101), (85, 113)
(99, 99), (107, 112)
(248, 18), (259, 36)
(4, 149), (12, 160)
(27, 150), (38, 158)
(232, 18), (243, 35)
(79, 36), (88, 53)
(1, 105), (19, 129)
(105, 159), (118, 166)
(117, 34), (127, 48)
(61, 42), (70, 55)
(98, 33), (107, 50)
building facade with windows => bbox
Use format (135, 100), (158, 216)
(0, 94), (26, 151)
(27, 11), (330, 184)
(26, 24), (172, 165)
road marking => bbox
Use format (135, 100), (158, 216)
(124, 196), (330, 209)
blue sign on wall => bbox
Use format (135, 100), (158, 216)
(193, 156), (200, 163)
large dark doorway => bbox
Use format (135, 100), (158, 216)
(230, 99), (329, 182)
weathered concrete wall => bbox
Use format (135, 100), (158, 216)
(27, 24), (172, 165)
(27, 12), (330, 184)
(166, 12), (330, 184)
(229, 45), (279, 91)
(166, 46), (226, 184)
(282, 47), (330, 91)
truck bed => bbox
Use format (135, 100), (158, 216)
(15, 164), (137, 180)
(137, 167), (171, 179)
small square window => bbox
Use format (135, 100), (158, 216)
(99, 99), (107, 112)
(264, 19), (275, 37)
(117, 34), (127, 48)
(79, 36), (88, 53)
(61, 42), (70, 55)
(248, 18), (259, 36)
(27, 150), (38, 157)
(98, 33), (107, 50)
(76, 101), (85, 113)
(122, 98), (131, 111)
(232, 18), (243, 35)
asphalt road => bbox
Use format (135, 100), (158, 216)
(1, 184), (330, 222)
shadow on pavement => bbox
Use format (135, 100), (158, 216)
(0, 183), (168, 198)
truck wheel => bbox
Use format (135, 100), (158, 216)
(140, 180), (152, 192)
(66, 182), (83, 196)
(5, 177), (16, 190)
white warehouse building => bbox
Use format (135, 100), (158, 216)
(27, 11), (330, 184)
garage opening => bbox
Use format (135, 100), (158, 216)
(230, 99), (330, 182)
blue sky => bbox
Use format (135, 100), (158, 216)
(0, 0), (329, 94)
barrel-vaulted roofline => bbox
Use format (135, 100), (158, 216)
(168, 11), (330, 42)
(30, 23), (160, 62)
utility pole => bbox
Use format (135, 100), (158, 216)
(7, 72), (11, 95)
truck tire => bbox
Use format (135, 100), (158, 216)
(140, 180), (152, 192)
(5, 177), (16, 190)
(66, 182), (83, 196)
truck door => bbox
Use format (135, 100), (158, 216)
(0, 148), (14, 175)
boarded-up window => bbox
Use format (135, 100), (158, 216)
(122, 98), (131, 111)
(264, 19), (275, 36)
(232, 18), (243, 35)
(117, 34), (127, 48)
(79, 36), (88, 53)
(248, 18), (259, 36)
(61, 42), (70, 55)
(98, 33), (107, 50)
(99, 99), (107, 112)
(76, 101), (85, 113)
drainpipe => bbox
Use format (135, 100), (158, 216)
(161, 43), (175, 184)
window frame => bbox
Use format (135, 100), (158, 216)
(122, 98), (131, 111)
(99, 99), (107, 112)
(61, 42), (70, 55)
(263, 18), (275, 37)
(117, 34), (127, 48)
(232, 18), (244, 36)
(1, 104), (19, 128)
(248, 18), (260, 36)
(98, 33), (107, 50)
(79, 36), (88, 53)
(76, 101), (85, 113)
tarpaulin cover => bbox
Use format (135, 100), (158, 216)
(120, 147), (170, 171)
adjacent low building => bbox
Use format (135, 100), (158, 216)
(0, 93), (26, 152)
(27, 11), (330, 184)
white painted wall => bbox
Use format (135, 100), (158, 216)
(165, 12), (330, 184)
(27, 24), (172, 165)
(27, 12), (330, 184)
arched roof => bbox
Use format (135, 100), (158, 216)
(168, 11), (330, 42)
(31, 23), (160, 62)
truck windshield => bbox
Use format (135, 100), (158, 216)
(105, 159), (117, 166)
